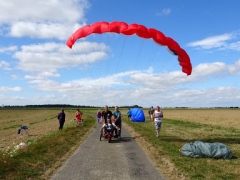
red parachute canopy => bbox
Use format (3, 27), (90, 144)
(66, 21), (192, 75)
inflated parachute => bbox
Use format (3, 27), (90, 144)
(66, 21), (192, 75)
(130, 108), (145, 122)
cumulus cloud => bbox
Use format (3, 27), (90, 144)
(187, 33), (234, 49)
(16, 59), (239, 106)
(0, 86), (22, 92)
(0, 0), (89, 39)
(228, 59), (240, 75)
(0, 61), (12, 70)
(0, 46), (18, 53)
(14, 42), (110, 73)
(187, 32), (240, 51)
(9, 22), (82, 40)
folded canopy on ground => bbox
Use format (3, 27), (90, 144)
(180, 140), (232, 159)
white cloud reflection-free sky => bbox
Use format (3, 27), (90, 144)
(0, 0), (240, 108)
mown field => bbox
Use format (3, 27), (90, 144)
(0, 108), (79, 151)
(0, 108), (240, 179)
(124, 108), (240, 180)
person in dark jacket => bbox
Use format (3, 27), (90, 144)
(58, 109), (66, 130)
(101, 105), (113, 124)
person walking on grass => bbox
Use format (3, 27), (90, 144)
(75, 108), (83, 125)
(152, 106), (163, 137)
(148, 106), (154, 121)
(58, 109), (66, 130)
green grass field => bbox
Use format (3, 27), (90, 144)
(0, 108), (240, 180)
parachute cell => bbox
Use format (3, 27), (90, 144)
(66, 21), (192, 75)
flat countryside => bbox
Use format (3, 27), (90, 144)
(0, 108), (240, 179)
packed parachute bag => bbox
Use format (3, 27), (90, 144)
(180, 140), (232, 159)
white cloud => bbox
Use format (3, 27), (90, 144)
(9, 22), (82, 40)
(0, 46), (18, 53)
(187, 33), (234, 49)
(17, 60), (239, 106)
(0, 86), (22, 92)
(0, 0), (89, 39)
(156, 8), (171, 16)
(229, 59), (240, 75)
(0, 61), (12, 70)
(226, 41), (240, 51)
(162, 8), (171, 15)
(14, 42), (110, 73)
(0, 0), (89, 23)
(11, 74), (19, 80)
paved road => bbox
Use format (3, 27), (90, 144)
(51, 122), (165, 180)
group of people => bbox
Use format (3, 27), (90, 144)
(57, 105), (163, 138)
(57, 108), (83, 130)
(99, 105), (122, 138)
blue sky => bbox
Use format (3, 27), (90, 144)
(0, 0), (240, 108)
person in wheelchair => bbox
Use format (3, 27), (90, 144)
(100, 115), (120, 136)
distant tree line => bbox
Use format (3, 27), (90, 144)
(174, 107), (239, 109)
(1, 104), (238, 109)
(1, 104), (143, 109)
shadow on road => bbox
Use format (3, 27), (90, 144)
(118, 136), (134, 143)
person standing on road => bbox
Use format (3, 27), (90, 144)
(152, 106), (163, 137)
(58, 109), (66, 130)
(113, 106), (122, 138)
(101, 105), (113, 124)
(97, 109), (102, 123)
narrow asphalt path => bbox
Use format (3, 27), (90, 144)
(51, 122), (165, 180)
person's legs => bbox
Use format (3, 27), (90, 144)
(118, 121), (121, 137)
(115, 121), (121, 137)
(154, 121), (160, 137)
(59, 120), (64, 130)
(156, 122), (162, 137)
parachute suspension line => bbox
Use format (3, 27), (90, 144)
(131, 39), (158, 104)
(132, 50), (182, 107)
(133, 69), (187, 107)
(66, 21), (192, 107)
(73, 43), (103, 107)
(114, 36), (126, 75)
(69, 48), (90, 105)
(132, 38), (145, 71)
(132, 45), (162, 105)
(145, 46), (161, 69)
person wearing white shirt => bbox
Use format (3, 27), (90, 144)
(153, 106), (163, 137)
